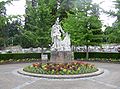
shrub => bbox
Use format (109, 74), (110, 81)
(74, 52), (120, 59)
(0, 53), (51, 64)
(0, 53), (50, 60)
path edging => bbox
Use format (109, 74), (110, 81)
(17, 68), (104, 79)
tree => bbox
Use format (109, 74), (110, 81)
(24, 0), (56, 53)
(104, 26), (120, 43)
(104, 26), (113, 43)
(19, 31), (39, 48)
(62, 2), (103, 59)
(58, 0), (75, 20)
(113, 0), (120, 27)
(104, 0), (120, 44)
(6, 20), (22, 46)
(0, 0), (12, 48)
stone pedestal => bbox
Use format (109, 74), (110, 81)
(50, 51), (73, 63)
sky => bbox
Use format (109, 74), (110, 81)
(5, 0), (26, 15)
(93, 0), (116, 27)
(4, 0), (117, 27)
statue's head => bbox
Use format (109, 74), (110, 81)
(55, 18), (59, 25)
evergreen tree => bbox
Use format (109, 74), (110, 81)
(6, 20), (22, 46)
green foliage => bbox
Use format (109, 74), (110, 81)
(0, 53), (40, 60)
(62, 2), (103, 60)
(23, 62), (97, 75)
(58, 0), (75, 20)
(104, 26), (120, 43)
(0, 1), (7, 28)
(0, 0), (104, 49)
(62, 9), (102, 47)
(0, 52), (120, 64)
(7, 20), (21, 37)
(0, 38), (4, 48)
(6, 20), (22, 46)
(108, 30), (120, 43)
(0, 53), (50, 60)
(104, 0), (120, 44)
(0, 1), (7, 47)
(74, 52), (120, 59)
(20, 31), (39, 48)
(24, 0), (56, 48)
(0, 58), (41, 64)
(62, 12), (85, 46)
(0, 0), (17, 47)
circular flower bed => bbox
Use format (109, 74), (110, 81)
(23, 61), (98, 75)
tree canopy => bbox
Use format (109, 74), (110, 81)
(104, 0), (120, 44)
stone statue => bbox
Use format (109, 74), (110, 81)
(50, 0), (72, 63)
(51, 18), (71, 51)
(61, 32), (71, 51)
(51, 18), (64, 42)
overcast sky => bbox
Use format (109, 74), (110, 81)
(93, 0), (116, 27)
(4, 0), (117, 27)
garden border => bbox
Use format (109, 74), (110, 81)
(17, 68), (104, 79)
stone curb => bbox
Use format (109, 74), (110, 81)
(17, 68), (104, 79)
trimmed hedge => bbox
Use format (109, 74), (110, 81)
(74, 52), (120, 59)
(0, 52), (120, 61)
(0, 53), (50, 60)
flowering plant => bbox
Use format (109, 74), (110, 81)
(24, 61), (97, 75)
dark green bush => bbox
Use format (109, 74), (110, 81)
(74, 52), (120, 59)
(0, 53), (50, 60)
(0, 52), (120, 63)
(0, 52), (120, 60)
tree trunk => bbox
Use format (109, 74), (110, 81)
(4, 40), (6, 48)
(12, 37), (13, 46)
(86, 45), (89, 60)
(41, 46), (44, 58)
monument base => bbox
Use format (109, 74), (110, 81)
(50, 51), (73, 63)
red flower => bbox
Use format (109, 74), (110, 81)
(32, 63), (40, 67)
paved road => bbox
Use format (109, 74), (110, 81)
(0, 62), (120, 89)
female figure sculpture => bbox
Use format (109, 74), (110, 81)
(51, 18), (65, 51)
